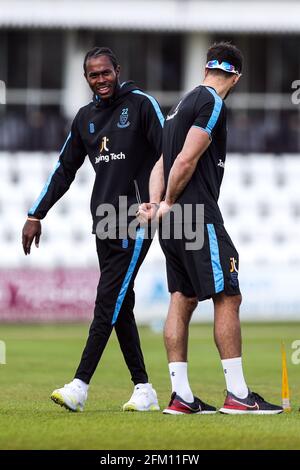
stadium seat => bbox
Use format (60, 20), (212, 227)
(1, 152), (300, 270)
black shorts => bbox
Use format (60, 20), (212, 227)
(159, 223), (241, 301)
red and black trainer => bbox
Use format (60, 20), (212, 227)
(163, 392), (217, 415)
(219, 390), (283, 415)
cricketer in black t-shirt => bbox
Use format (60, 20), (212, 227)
(139, 42), (282, 415)
(160, 81), (238, 301)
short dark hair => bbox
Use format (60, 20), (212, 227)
(206, 41), (243, 76)
(83, 47), (119, 74)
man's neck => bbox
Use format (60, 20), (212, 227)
(202, 77), (230, 100)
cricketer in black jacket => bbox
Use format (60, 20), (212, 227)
(24, 52), (164, 411)
(28, 81), (163, 232)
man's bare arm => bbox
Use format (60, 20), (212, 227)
(149, 155), (165, 203)
(137, 155), (164, 223)
(164, 127), (210, 206)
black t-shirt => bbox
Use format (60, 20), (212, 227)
(163, 85), (227, 223)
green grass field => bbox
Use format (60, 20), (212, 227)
(0, 322), (300, 450)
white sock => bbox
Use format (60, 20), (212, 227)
(72, 378), (89, 393)
(221, 357), (248, 398)
(168, 362), (194, 403)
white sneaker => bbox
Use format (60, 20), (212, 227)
(51, 381), (88, 412)
(122, 383), (160, 411)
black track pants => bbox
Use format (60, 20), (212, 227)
(75, 227), (151, 385)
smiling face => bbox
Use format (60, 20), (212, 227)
(85, 55), (120, 100)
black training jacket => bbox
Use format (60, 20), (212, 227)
(28, 82), (164, 231)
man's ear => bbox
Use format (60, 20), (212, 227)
(116, 65), (121, 78)
(232, 74), (240, 86)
